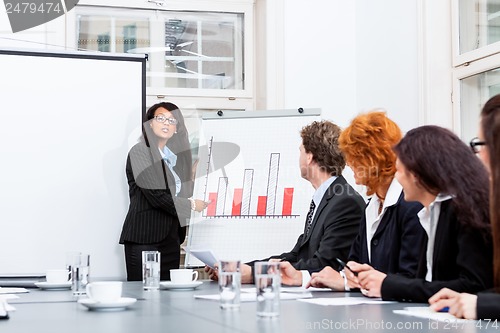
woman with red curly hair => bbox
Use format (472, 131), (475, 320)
(280, 111), (426, 291)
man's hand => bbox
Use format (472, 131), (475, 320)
(279, 261), (303, 286)
(307, 266), (344, 290)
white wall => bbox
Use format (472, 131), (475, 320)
(418, 0), (453, 129)
(282, 0), (357, 129)
(0, 10), (66, 50)
(277, 0), (420, 131)
(355, 0), (419, 133)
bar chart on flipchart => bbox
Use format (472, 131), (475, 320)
(186, 109), (321, 266)
(202, 137), (300, 219)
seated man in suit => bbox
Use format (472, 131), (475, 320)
(205, 120), (365, 283)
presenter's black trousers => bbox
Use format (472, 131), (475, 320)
(123, 234), (180, 281)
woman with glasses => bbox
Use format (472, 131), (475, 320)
(355, 125), (493, 302)
(119, 102), (208, 281)
(429, 94), (500, 319)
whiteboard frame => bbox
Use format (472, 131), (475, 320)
(0, 48), (146, 279)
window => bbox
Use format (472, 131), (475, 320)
(75, 6), (247, 94)
(458, 0), (500, 54)
(452, 0), (500, 139)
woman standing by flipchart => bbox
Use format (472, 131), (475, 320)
(119, 102), (208, 281)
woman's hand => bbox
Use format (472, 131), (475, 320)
(192, 199), (210, 212)
(429, 288), (478, 319)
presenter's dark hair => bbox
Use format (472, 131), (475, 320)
(393, 125), (490, 234)
(141, 102), (193, 197)
(301, 120), (345, 176)
(142, 102), (189, 153)
(481, 94), (500, 289)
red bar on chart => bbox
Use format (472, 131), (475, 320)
(207, 193), (217, 216)
(257, 196), (267, 216)
(232, 188), (243, 216)
(282, 187), (294, 215)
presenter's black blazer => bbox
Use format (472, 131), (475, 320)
(255, 175), (365, 272)
(381, 200), (493, 302)
(348, 192), (425, 277)
(119, 141), (192, 245)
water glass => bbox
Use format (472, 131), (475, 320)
(65, 251), (81, 282)
(71, 253), (90, 295)
(254, 261), (280, 317)
(142, 251), (160, 290)
(218, 260), (241, 309)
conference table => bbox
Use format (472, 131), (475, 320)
(1, 281), (496, 333)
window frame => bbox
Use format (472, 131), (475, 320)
(451, 0), (500, 139)
(66, 0), (255, 102)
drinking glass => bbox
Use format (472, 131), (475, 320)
(142, 251), (160, 290)
(71, 253), (90, 295)
(255, 261), (280, 317)
(218, 260), (241, 309)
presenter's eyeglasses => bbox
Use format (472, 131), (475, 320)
(154, 115), (178, 125)
(470, 137), (486, 154)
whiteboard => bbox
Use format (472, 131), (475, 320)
(185, 109), (321, 266)
(0, 49), (145, 279)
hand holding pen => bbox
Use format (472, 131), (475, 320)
(339, 259), (387, 298)
(336, 258), (361, 289)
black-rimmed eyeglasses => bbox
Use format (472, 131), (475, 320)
(470, 137), (486, 154)
(154, 114), (178, 125)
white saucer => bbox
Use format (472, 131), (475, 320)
(78, 297), (137, 311)
(34, 282), (72, 290)
(160, 281), (203, 290)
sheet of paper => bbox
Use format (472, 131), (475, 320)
(0, 288), (28, 294)
(194, 292), (313, 302)
(0, 295), (20, 300)
(183, 247), (218, 268)
(393, 307), (476, 324)
(297, 297), (395, 306)
(242, 286), (331, 294)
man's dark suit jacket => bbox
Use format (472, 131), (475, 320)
(381, 200), (493, 302)
(348, 192), (425, 276)
(249, 175), (365, 275)
(119, 141), (192, 245)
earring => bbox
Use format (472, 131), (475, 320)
(175, 130), (178, 134)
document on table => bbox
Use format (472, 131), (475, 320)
(393, 307), (476, 324)
(242, 286), (331, 293)
(0, 288), (28, 294)
(297, 297), (396, 306)
(194, 292), (313, 302)
(183, 246), (218, 268)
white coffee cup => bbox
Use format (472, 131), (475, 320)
(86, 281), (122, 302)
(170, 269), (198, 284)
(46, 269), (69, 283)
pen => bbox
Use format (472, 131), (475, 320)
(336, 258), (358, 277)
